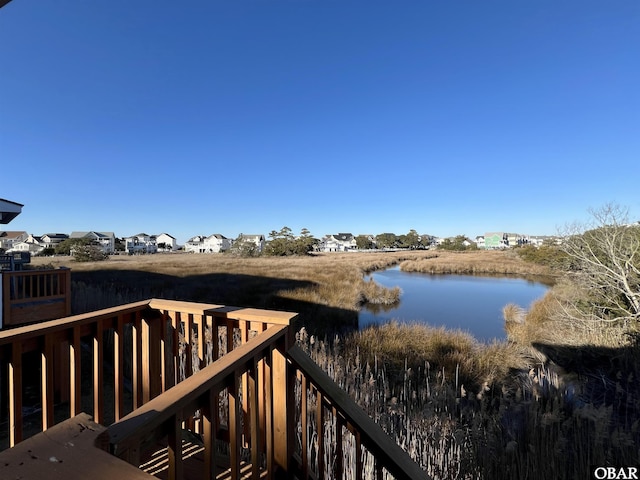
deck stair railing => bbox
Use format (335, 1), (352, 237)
(0, 298), (427, 479)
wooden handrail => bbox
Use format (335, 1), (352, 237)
(0, 298), (427, 479)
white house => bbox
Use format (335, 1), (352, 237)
(70, 231), (116, 254)
(184, 234), (232, 253)
(0, 231), (28, 252)
(204, 234), (232, 253)
(184, 235), (206, 253)
(236, 234), (266, 253)
(124, 233), (158, 254)
(41, 233), (69, 250)
(8, 234), (46, 255)
(320, 233), (357, 252)
(156, 233), (177, 252)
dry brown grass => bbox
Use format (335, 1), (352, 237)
(32, 251), (434, 333)
(400, 250), (556, 277)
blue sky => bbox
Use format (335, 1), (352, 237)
(1, 1), (638, 245)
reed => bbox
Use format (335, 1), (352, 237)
(34, 251), (429, 334)
(400, 250), (555, 278)
(298, 318), (640, 479)
(32, 251), (640, 478)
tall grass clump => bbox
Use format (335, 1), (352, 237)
(297, 299), (640, 479)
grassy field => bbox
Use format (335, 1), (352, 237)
(31, 250), (638, 478)
(32, 249), (554, 334)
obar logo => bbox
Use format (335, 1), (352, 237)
(593, 467), (639, 480)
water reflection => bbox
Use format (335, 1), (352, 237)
(359, 266), (549, 342)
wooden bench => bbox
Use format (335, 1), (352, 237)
(0, 413), (154, 479)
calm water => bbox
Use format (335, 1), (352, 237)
(360, 266), (549, 342)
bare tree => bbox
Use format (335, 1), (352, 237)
(559, 203), (640, 323)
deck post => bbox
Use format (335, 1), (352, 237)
(271, 337), (295, 475)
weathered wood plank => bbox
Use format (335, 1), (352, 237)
(0, 413), (155, 480)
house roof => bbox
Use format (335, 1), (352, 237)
(0, 198), (24, 224)
(42, 233), (69, 239)
(70, 231), (115, 239)
(333, 233), (354, 241)
(0, 231), (27, 239)
(207, 234), (228, 240)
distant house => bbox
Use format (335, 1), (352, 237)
(205, 234), (232, 253)
(156, 233), (177, 251)
(475, 236), (485, 249)
(70, 231), (116, 254)
(484, 232), (509, 249)
(0, 231), (28, 252)
(236, 234), (266, 253)
(184, 234), (232, 253)
(8, 234), (45, 255)
(124, 233), (158, 254)
(41, 233), (69, 250)
(184, 235), (207, 253)
(320, 233), (357, 252)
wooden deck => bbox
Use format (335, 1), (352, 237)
(0, 298), (429, 479)
(0, 413), (153, 479)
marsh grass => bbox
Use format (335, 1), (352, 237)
(400, 250), (555, 278)
(298, 319), (640, 479)
(32, 251), (640, 478)
(35, 251), (438, 334)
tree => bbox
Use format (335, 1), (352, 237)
(375, 233), (398, 249)
(73, 244), (108, 262)
(55, 237), (90, 256)
(398, 229), (420, 249)
(437, 235), (475, 251)
(559, 203), (640, 323)
(355, 235), (374, 250)
(265, 227), (316, 256)
(228, 235), (261, 257)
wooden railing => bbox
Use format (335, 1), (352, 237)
(1, 268), (71, 327)
(0, 299), (428, 479)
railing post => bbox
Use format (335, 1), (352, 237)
(272, 337), (295, 475)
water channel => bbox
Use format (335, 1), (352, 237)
(360, 266), (550, 342)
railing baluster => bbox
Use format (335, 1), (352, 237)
(41, 334), (54, 430)
(355, 429), (363, 480)
(167, 413), (184, 480)
(93, 318), (104, 425)
(334, 407), (343, 479)
(9, 342), (23, 446)
(172, 311), (180, 386)
(317, 390), (325, 480)
(249, 356), (260, 479)
(301, 372), (309, 479)
(197, 313), (205, 370)
(229, 370), (242, 480)
(202, 386), (220, 480)
(133, 312), (143, 408)
(265, 345), (274, 480)
(69, 326), (81, 417)
(114, 314), (125, 421)
(160, 310), (169, 392)
(185, 313), (193, 379)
